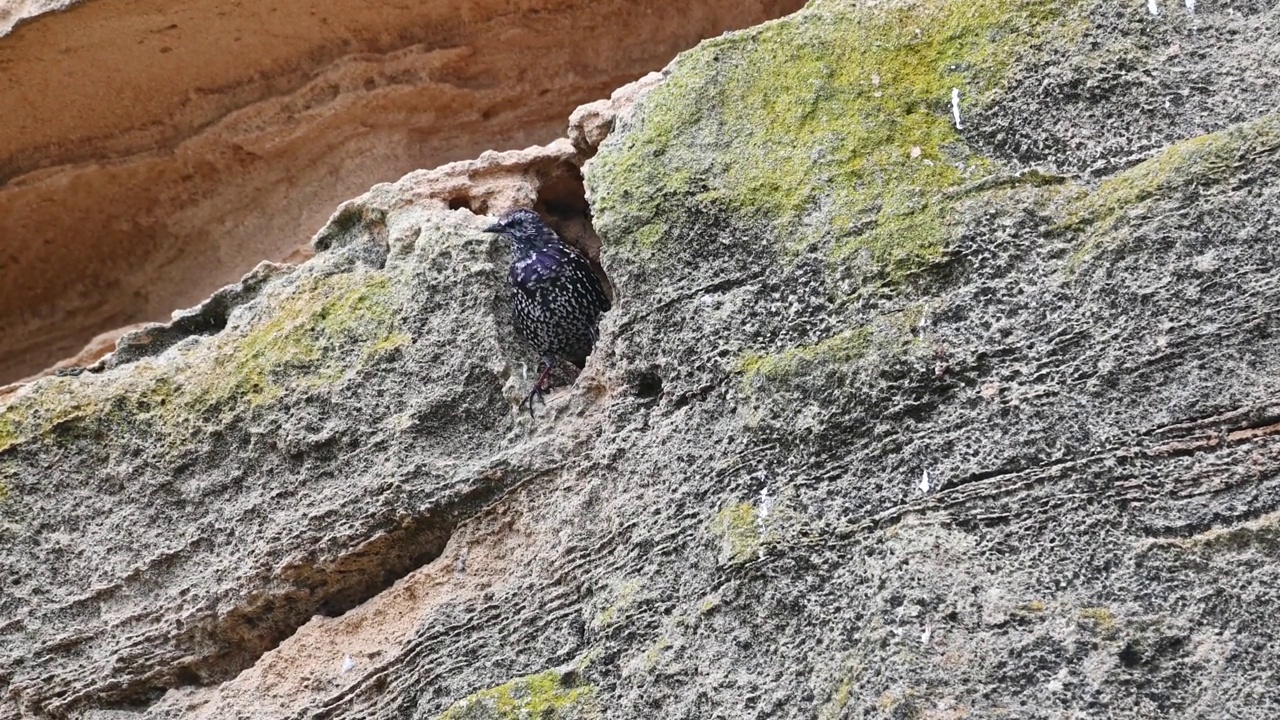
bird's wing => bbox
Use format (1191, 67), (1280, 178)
(512, 254), (565, 287)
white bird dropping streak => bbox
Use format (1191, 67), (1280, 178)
(758, 485), (774, 519)
(950, 88), (963, 129)
(1148, 0), (1159, 15)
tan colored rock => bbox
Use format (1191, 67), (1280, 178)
(3, 70), (657, 401)
(0, 67), (652, 400)
(0, 323), (147, 403)
(151, 514), (528, 719)
(0, 0), (804, 385)
(569, 71), (664, 156)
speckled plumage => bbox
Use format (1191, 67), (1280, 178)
(483, 209), (611, 411)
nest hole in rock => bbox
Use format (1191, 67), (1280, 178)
(533, 160), (615, 305)
(448, 195), (484, 214)
(630, 369), (664, 400)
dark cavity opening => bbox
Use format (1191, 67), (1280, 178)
(533, 160), (615, 306)
(631, 370), (664, 400)
(1118, 642), (1144, 669)
(448, 195), (477, 213)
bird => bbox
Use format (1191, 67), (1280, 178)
(482, 208), (612, 416)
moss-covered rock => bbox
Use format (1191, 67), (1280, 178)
(438, 669), (598, 720)
(711, 501), (763, 565)
(590, 0), (1084, 280)
(586, 0), (1099, 404)
(577, 0), (1280, 715)
(1066, 111), (1280, 263)
(0, 266), (408, 459)
(0, 206), (516, 715)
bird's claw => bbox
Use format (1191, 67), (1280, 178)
(520, 384), (546, 419)
(519, 356), (557, 419)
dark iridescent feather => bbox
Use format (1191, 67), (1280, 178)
(482, 209), (611, 412)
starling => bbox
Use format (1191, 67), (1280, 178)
(482, 208), (611, 415)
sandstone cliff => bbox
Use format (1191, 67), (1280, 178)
(3, 0), (1280, 718)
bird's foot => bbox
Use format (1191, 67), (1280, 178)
(520, 384), (546, 419)
(520, 357), (558, 419)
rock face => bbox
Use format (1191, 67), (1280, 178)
(4, 0), (1280, 718)
(0, 0), (803, 386)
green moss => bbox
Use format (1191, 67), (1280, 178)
(1078, 607), (1117, 635)
(712, 502), (762, 564)
(1174, 512), (1280, 553)
(0, 377), (99, 454)
(641, 636), (673, 672)
(438, 669), (598, 720)
(574, 647), (603, 673)
(200, 270), (404, 408)
(1065, 112), (1280, 263)
(593, 578), (642, 629)
(820, 676), (855, 720)
(0, 268), (406, 455)
(592, 0), (1084, 279)
(738, 327), (875, 380)
(736, 304), (927, 384)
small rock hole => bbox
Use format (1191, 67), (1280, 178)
(172, 666), (203, 686)
(632, 371), (663, 399)
(1118, 642), (1143, 668)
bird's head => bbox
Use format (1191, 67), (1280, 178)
(482, 208), (555, 248)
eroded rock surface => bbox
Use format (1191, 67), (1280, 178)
(0, 0), (801, 385)
(3, 0), (1280, 718)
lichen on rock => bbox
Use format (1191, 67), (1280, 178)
(0, 205), (515, 715)
(711, 501), (763, 564)
(590, 0), (1084, 279)
(438, 669), (598, 720)
(587, 0), (1097, 396)
(1065, 111), (1280, 263)
(0, 263), (409, 456)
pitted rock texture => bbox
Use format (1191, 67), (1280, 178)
(3, 0), (1280, 719)
(0, 0), (802, 386)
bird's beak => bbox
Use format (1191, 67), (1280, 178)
(481, 222), (504, 234)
